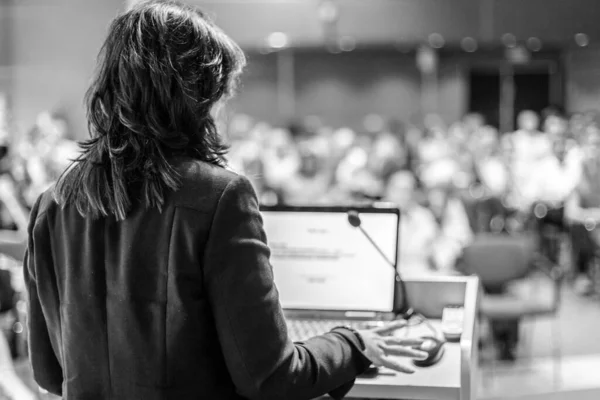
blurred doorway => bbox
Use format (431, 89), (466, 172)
(468, 59), (560, 133)
(513, 68), (551, 126)
(469, 68), (501, 129)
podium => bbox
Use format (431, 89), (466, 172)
(349, 276), (480, 400)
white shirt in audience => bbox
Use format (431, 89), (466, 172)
(529, 146), (583, 205)
(399, 198), (472, 278)
(399, 204), (437, 277)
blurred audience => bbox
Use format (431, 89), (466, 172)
(2, 106), (600, 366)
(222, 109), (600, 283)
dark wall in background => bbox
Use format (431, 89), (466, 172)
(228, 53), (279, 125)
(228, 49), (468, 129)
(493, 0), (599, 43)
(293, 51), (420, 129)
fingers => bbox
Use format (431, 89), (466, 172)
(379, 356), (416, 374)
(383, 345), (428, 360)
(372, 320), (407, 335)
(384, 337), (424, 347)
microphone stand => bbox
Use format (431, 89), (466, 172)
(347, 210), (413, 319)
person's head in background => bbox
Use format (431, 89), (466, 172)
(517, 110), (540, 133)
(27, 111), (69, 146)
(476, 126), (499, 155)
(422, 113), (446, 140)
(583, 123), (600, 160)
(226, 114), (254, 142)
(419, 159), (459, 215)
(368, 132), (408, 180)
(450, 120), (470, 141)
(544, 114), (568, 139)
(462, 113), (485, 134)
(54, 0), (246, 221)
(331, 127), (356, 156)
(384, 170), (419, 211)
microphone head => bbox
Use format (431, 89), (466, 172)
(347, 210), (361, 228)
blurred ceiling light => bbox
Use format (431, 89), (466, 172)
(501, 33), (517, 48)
(339, 36), (356, 52)
(428, 33), (445, 49)
(527, 37), (542, 52)
(267, 32), (289, 49)
(318, 0), (339, 23)
(461, 37), (478, 52)
(575, 33), (590, 47)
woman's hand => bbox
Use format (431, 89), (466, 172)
(357, 321), (428, 374)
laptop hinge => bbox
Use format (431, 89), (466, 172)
(344, 311), (377, 319)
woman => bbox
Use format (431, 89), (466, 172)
(24, 2), (426, 399)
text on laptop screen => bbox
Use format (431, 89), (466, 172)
(261, 210), (398, 312)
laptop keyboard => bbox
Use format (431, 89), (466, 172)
(287, 319), (371, 342)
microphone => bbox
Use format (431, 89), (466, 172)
(347, 210), (398, 280)
(347, 209), (412, 317)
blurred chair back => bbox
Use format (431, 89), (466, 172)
(458, 234), (535, 288)
(0, 232), (26, 263)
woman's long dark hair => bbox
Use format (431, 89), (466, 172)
(54, 0), (245, 220)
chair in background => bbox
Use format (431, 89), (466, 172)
(0, 231), (26, 265)
(457, 233), (564, 386)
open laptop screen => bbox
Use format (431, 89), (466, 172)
(261, 206), (399, 313)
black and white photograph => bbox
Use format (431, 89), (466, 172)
(1, 1), (600, 399)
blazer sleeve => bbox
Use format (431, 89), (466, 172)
(203, 174), (371, 400)
(23, 195), (63, 396)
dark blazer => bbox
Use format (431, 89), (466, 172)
(24, 158), (371, 400)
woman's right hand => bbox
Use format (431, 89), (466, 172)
(357, 320), (428, 374)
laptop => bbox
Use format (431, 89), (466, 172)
(260, 204), (401, 341)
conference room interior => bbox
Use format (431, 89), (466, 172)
(2, 0), (600, 399)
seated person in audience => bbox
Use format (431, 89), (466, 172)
(385, 170), (472, 276)
(335, 135), (373, 194)
(527, 114), (583, 260)
(17, 111), (80, 206)
(511, 110), (551, 160)
(330, 127), (357, 160)
(565, 124), (600, 295)
(368, 129), (408, 183)
(279, 141), (336, 205)
(473, 126), (509, 198)
(228, 137), (264, 189)
(384, 170), (437, 276)
(417, 119), (451, 168)
(509, 110), (553, 211)
(261, 128), (301, 194)
(424, 180), (473, 274)
(533, 113), (583, 205)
